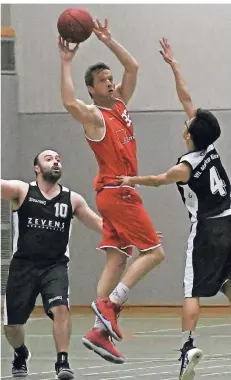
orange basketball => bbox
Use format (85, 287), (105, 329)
(57, 8), (94, 43)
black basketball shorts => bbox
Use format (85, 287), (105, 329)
(184, 215), (231, 298)
(4, 258), (69, 325)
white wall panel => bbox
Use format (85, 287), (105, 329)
(11, 4), (231, 111)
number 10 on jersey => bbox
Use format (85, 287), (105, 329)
(54, 203), (68, 218)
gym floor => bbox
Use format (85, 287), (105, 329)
(1, 310), (231, 379)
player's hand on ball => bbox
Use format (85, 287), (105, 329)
(117, 175), (132, 186)
(58, 36), (79, 61)
(93, 18), (112, 45)
(159, 37), (176, 65)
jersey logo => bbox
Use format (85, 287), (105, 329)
(121, 109), (132, 127)
(48, 296), (62, 303)
(116, 129), (135, 145)
(29, 197), (46, 205)
(27, 217), (65, 231)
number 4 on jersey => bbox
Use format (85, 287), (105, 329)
(210, 166), (227, 196)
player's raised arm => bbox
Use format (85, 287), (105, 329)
(159, 38), (196, 119)
(59, 37), (103, 128)
(93, 18), (139, 104)
(1, 179), (25, 202)
(117, 163), (191, 187)
(72, 192), (103, 234)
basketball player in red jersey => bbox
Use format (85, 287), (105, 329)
(59, 18), (165, 363)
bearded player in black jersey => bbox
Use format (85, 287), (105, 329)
(118, 39), (231, 380)
(1, 149), (102, 379)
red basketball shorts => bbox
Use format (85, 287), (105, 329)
(96, 187), (161, 257)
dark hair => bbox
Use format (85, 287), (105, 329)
(33, 153), (40, 166)
(33, 153), (40, 176)
(188, 109), (221, 151)
(85, 62), (110, 98)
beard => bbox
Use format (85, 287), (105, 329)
(41, 169), (62, 184)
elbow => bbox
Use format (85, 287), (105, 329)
(185, 95), (192, 103)
(181, 94), (192, 104)
(132, 62), (139, 73)
(155, 181), (161, 187)
(155, 180), (162, 187)
(63, 101), (77, 113)
(126, 61), (139, 74)
(63, 100), (75, 109)
(61, 93), (76, 110)
(149, 176), (161, 187)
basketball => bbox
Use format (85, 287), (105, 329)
(57, 8), (94, 43)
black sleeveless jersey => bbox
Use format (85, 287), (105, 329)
(12, 181), (73, 262)
(177, 144), (231, 222)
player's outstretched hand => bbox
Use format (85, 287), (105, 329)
(58, 36), (79, 61)
(159, 37), (176, 65)
(93, 18), (112, 45)
(117, 175), (133, 186)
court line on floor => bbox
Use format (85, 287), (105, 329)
(133, 334), (231, 338)
(2, 371), (55, 379)
(1, 358), (171, 373)
(39, 367), (231, 380)
(201, 372), (231, 377)
(135, 324), (231, 334)
(28, 316), (230, 322)
(1, 334), (183, 338)
(2, 353), (231, 363)
(84, 362), (231, 376)
(155, 373), (231, 380)
(1, 357), (178, 362)
(2, 357), (231, 379)
(2, 323), (229, 340)
(120, 317), (230, 321)
(100, 367), (231, 380)
(2, 333), (230, 339)
(0, 359), (178, 379)
(27, 315), (169, 322)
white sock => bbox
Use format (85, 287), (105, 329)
(182, 330), (195, 347)
(94, 316), (106, 331)
(109, 282), (129, 305)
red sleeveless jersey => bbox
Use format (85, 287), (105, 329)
(86, 99), (138, 191)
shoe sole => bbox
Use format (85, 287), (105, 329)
(91, 301), (122, 341)
(82, 337), (125, 364)
(12, 351), (32, 377)
(56, 369), (75, 380)
(181, 349), (203, 380)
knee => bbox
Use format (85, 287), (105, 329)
(150, 246), (165, 265)
(186, 307), (199, 321)
(4, 325), (21, 335)
(183, 298), (200, 320)
(157, 247), (165, 263)
(106, 251), (127, 271)
(114, 257), (127, 272)
(51, 305), (69, 321)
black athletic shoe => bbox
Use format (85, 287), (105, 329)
(12, 348), (31, 377)
(55, 360), (74, 380)
(179, 338), (203, 380)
